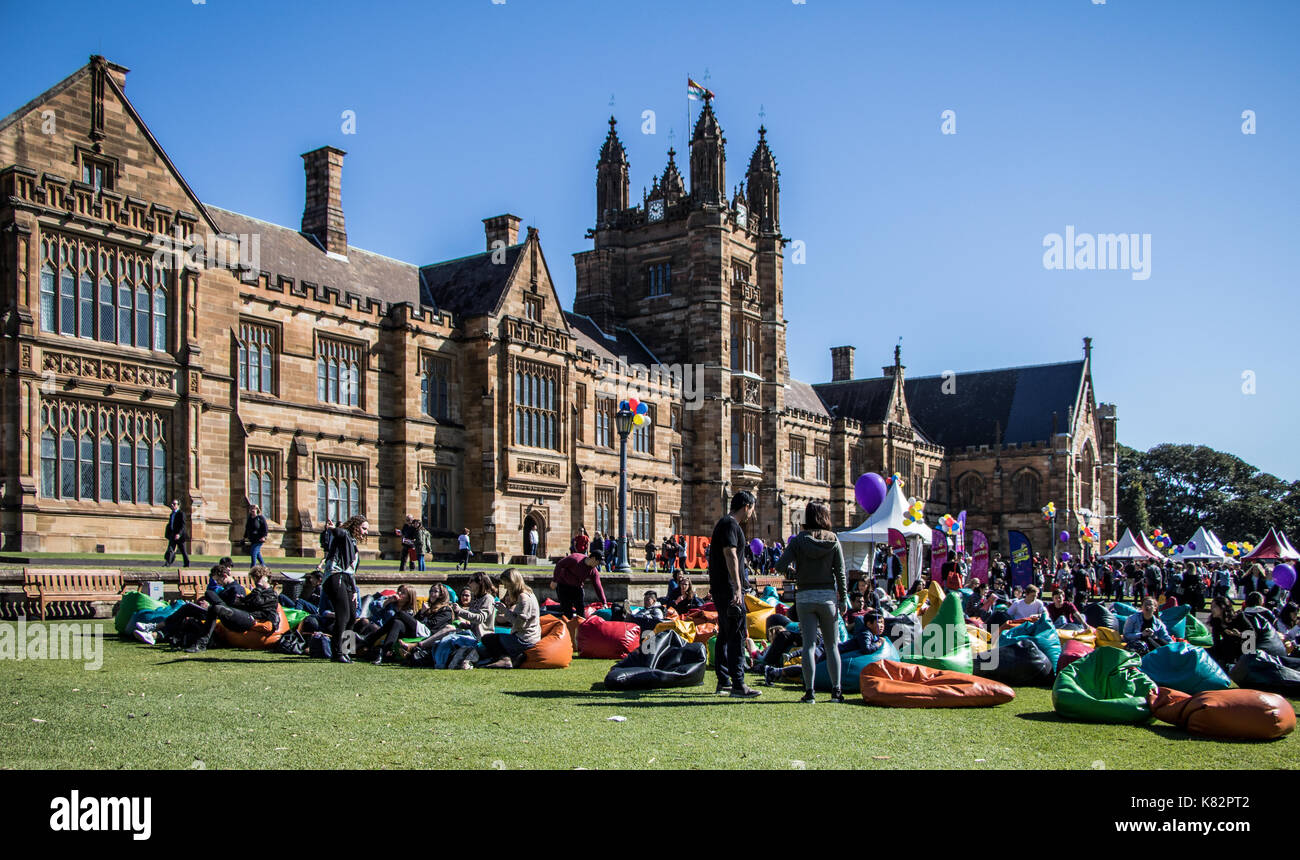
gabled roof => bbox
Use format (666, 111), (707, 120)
(210, 206), (420, 306)
(419, 244), (525, 317)
(785, 378), (830, 417)
(902, 360), (1085, 448)
(565, 312), (657, 367)
(812, 376), (893, 424)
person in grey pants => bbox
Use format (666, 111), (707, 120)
(775, 500), (848, 704)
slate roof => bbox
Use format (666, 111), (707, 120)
(565, 312), (658, 367)
(785, 378), (830, 417)
(210, 206), (420, 306)
(419, 244), (525, 317)
(812, 360), (1086, 450)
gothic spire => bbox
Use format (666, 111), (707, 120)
(595, 115), (629, 226)
(660, 147), (685, 199)
(745, 125), (780, 233)
(689, 100), (726, 206)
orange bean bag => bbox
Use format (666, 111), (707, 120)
(691, 622), (717, 644)
(1153, 687), (1296, 740)
(558, 615), (582, 652)
(575, 615), (641, 659)
(216, 605), (290, 649)
(860, 660), (1015, 708)
(520, 615), (573, 669)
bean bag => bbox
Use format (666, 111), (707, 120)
(115, 591), (165, 635)
(860, 660), (1015, 708)
(1230, 652), (1300, 695)
(1240, 610), (1289, 658)
(127, 600), (182, 633)
(217, 605), (291, 649)
(919, 582), (946, 627)
(575, 615), (641, 660)
(813, 639), (900, 693)
(1140, 642), (1231, 694)
(654, 618), (697, 642)
(1052, 646), (1156, 724)
(1183, 615), (1213, 648)
(691, 622), (717, 645)
(604, 631), (707, 689)
(974, 638), (1056, 687)
(1094, 626), (1125, 649)
(902, 592), (973, 674)
(1058, 638), (1094, 671)
(520, 615), (572, 669)
(583, 603), (614, 621)
(1158, 605), (1193, 638)
(967, 624), (992, 654)
(1153, 687), (1296, 740)
(744, 594), (775, 639)
(1112, 601), (1138, 618)
(282, 608), (309, 630)
(1084, 602), (1120, 633)
(893, 595), (919, 617)
(1000, 615), (1062, 670)
(883, 613), (921, 656)
(560, 615), (583, 652)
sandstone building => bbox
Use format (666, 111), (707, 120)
(0, 57), (1117, 563)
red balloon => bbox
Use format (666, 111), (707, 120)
(626, 397), (639, 413)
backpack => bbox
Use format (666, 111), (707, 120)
(275, 630), (307, 656)
(308, 632), (334, 659)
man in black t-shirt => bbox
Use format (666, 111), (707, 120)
(708, 491), (759, 698)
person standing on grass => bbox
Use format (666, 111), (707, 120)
(417, 520), (432, 572)
(456, 527), (473, 570)
(776, 501), (848, 704)
(550, 547), (607, 617)
(397, 515), (420, 571)
(243, 504), (268, 568)
(163, 499), (190, 567)
(319, 515), (369, 663)
(709, 491), (760, 699)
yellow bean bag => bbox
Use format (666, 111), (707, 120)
(920, 582), (947, 627)
(746, 607), (774, 640)
(744, 593), (772, 613)
(967, 624), (992, 654)
(654, 618), (697, 642)
(1094, 626), (1125, 649)
(1058, 628), (1097, 648)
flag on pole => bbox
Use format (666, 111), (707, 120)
(687, 78), (714, 101)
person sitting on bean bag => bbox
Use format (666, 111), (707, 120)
(628, 591), (667, 629)
(666, 576), (703, 614)
(477, 569), (540, 669)
(1007, 585), (1048, 621)
(841, 609), (888, 656)
(1046, 589), (1084, 626)
(1122, 597), (1173, 655)
(182, 566), (280, 653)
(1209, 596), (1248, 668)
(279, 570), (323, 615)
(396, 583), (458, 663)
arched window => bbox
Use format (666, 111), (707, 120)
(1013, 469), (1040, 511)
(135, 422), (149, 503)
(99, 414), (114, 501)
(153, 433), (166, 504)
(328, 479), (340, 524)
(79, 428), (95, 499)
(40, 240), (55, 332)
(152, 284), (167, 351)
(99, 253), (115, 343)
(60, 264), (76, 335)
(118, 416), (134, 502)
(349, 479), (359, 518)
(135, 284), (150, 347)
(79, 268), (94, 338)
(60, 424), (76, 497)
(41, 428), (56, 497)
(118, 268), (133, 346)
(956, 472), (985, 512)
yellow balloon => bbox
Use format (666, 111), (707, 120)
(632, 414), (645, 426)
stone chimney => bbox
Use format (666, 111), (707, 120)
(483, 214), (522, 251)
(301, 146), (347, 256)
(830, 345), (855, 382)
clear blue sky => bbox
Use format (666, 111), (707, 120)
(5, 0), (1298, 479)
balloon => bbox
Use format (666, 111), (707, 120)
(1274, 564), (1297, 591)
(632, 414), (645, 425)
(854, 473), (887, 515)
(636, 401), (648, 415)
(1153, 529), (1162, 537)
(749, 538), (764, 556)
(618, 400), (629, 411)
(1062, 552), (1071, 561)
(1175, 545), (1184, 554)
(627, 397), (639, 413)
(1059, 531), (1069, 543)
(1188, 540), (1197, 551)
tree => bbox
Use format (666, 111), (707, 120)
(1116, 444), (1150, 537)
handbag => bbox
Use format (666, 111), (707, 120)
(276, 630), (307, 655)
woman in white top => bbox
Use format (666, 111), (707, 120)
(477, 568), (540, 668)
(1007, 584), (1050, 621)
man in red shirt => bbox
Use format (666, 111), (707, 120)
(573, 528), (590, 555)
(551, 548), (606, 618)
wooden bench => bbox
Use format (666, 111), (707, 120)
(754, 575), (795, 601)
(178, 570), (254, 601)
(22, 569), (128, 621)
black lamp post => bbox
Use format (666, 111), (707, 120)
(614, 407), (635, 573)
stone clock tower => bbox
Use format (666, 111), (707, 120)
(574, 97), (787, 537)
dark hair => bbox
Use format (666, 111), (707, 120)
(218, 557), (233, 570)
(468, 570), (497, 598)
(1245, 591), (1264, 607)
(210, 564), (226, 577)
(588, 547), (604, 561)
(805, 501), (833, 533)
(730, 491), (756, 513)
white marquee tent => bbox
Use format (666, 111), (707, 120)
(1174, 526), (1228, 562)
(838, 482), (934, 584)
(1100, 527), (1163, 561)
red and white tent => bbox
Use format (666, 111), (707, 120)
(1241, 527), (1300, 562)
(1100, 528), (1164, 561)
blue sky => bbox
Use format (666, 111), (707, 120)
(5, 0), (1298, 478)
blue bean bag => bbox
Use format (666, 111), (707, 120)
(1000, 615), (1062, 670)
(1140, 641), (1231, 694)
(814, 639), (901, 693)
(1112, 601), (1138, 618)
(127, 600), (182, 631)
(1158, 605), (1193, 638)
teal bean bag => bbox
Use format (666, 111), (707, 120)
(127, 601), (182, 631)
(1112, 601), (1138, 618)
(114, 591), (165, 635)
(814, 639), (900, 693)
(1053, 646), (1156, 724)
(1140, 642), (1231, 694)
(901, 592), (973, 674)
(1159, 605), (1193, 637)
(1000, 615), (1062, 671)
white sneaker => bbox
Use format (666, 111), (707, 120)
(133, 629), (157, 645)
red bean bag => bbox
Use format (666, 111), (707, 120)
(216, 605), (290, 649)
(1058, 638), (1095, 671)
(860, 660), (1015, 708)
(520, 615), (573, 669)
(575, 615), (641, 660)
(1153, 688), (1296, 740)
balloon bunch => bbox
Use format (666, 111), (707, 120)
(938, 512), (962, 536)
(1225, 541), (1254, 558)
(901, 496), (925, 526)
(1104, 539), (1117, 550)
(1080, 526), (1097, 544)
(1041, 502), (1056, 522)
(1149, 529), (1174, 552)
(619, 397), (650, 426)
(885, 471), (904, 490)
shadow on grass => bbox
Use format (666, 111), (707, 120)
(1015, 710), (1077, 724)
(1141, 722), (1293, 744)
(156, 656), (286, 666)
(503, 689), (788, 707)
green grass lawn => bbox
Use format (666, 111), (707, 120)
(0, 552), (558, 574)
(0, 620), (1294, 770)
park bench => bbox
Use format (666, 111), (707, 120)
(178, 570), (254, 601)
(22, 568), (128, 621)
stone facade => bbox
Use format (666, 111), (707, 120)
(0, 58), (1117, 564)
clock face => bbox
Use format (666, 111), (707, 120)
(735, 203), (748, 228)
(648, 199), (665, 222)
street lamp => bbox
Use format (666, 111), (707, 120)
(614, 397), (652, 573)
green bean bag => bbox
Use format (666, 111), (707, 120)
(1140, 642), (1231, 694)
(893, 595), (919, 617)
(114, 591), (165, 635)
(1000, 615), (1062, 671)
(814, 639), (901, 693)
(1183, 614), (1213, 648)
(283, 608), (309, 630)
(901, 592), (973, 674)
(1053, 646), (1156, 724)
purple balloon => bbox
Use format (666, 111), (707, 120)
(1274, 564), (1297, 591)
(1061, 552), (1071, 561)
(1175, 545), (1184, 554)
(749, 538), (764, 556)
(1059, 531), (1070, 543)
(1188, 540), (1197, 551)
(855, 473), (888, 515)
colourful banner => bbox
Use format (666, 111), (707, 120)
(957, 510), (968, 554)
(931, 529), (948, 577)
(888, 528), (909, 584)
(970, 529), (990, 583)
(1008, 530), (1033, 588)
